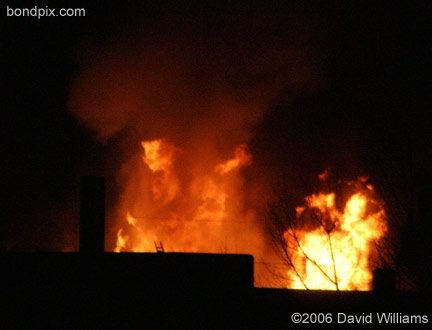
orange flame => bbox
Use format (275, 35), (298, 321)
(215, 144), (252, 174)
(114, 140), (265, 259)
(141, 139), (179, 204)
(285, 179), (387, 290)
(113, 138), (387, 290)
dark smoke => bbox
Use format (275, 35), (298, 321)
(67, 3), (326, 283)
(68, 3), (324, 148)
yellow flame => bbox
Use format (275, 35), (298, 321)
(114, 229), (127, 253)
(286, 186), (387, 291)
(142, 140), (172, 172)
(126, 212), (137, 226)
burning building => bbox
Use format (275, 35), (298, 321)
(1, 176), (428, 328)
(67, 18), (389, 289)
(3, 1), (431, 327)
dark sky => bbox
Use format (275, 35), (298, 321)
(2, 0), (430, 289)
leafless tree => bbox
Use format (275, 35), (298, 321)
(264, 169), (396, 291)
(265, 183), (342, 290)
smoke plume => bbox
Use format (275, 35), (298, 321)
(68, 2), (324, 286)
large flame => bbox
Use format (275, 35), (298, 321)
(113, 139), (387, 290)
(285, 178), (387, 290)
(114, 139), (264, 259)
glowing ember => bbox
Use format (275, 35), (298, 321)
(285, 179), (387, 290)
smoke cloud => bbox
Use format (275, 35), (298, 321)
(68, 4), (322, 148)
(68, 3), (325, 286)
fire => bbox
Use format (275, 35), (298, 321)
(285, 178), (387, 290)
(216, 144), (252, 174)
(113, 137), (387, 290)
(141, 139), (179, 204)
(114, 140), (264, 258)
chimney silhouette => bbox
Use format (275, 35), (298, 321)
(80, 176), (105, 253)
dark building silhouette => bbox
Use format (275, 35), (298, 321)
(1, 177), (430, 328)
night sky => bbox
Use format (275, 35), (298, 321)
(2, 1), (430, 291)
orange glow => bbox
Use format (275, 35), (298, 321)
(141, 140), (173, 172)
(285, 179), (387, 290)
(113, 137), (387, 290)
(113, 139), (266, 261)
(215, 144), (252, 174)
(141, 139), (179, 204)
(114, 229), (126, 253)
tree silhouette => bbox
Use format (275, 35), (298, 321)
(265, 170), (388, 291)
(266, 190), (341, 290)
